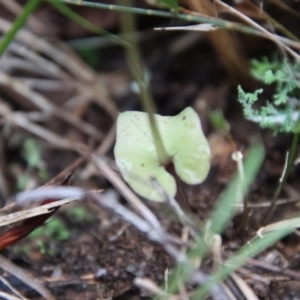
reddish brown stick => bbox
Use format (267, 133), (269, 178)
(0, 173), (73, 251)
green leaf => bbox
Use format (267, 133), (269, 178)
(264, 70), (276, 84)
(29, 217), (70, 241)
(208, 110), (230, 132)
(66, 206), (94, 222)
(293, 119), (300, 133)
(114, 107), (211, 201)
(238, 86), (263, 106)
(157, 0), (179, 10)
(251, 56), (281, 81)
(22, 138), (42, 168)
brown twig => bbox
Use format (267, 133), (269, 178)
(247, 258), (300, 280)
(0, 274), (29, 300)
(0, 72), (103, 140)
(80, 123), (116, 179)
(0, 255), (54, 300)
(216, 0), (300, 61)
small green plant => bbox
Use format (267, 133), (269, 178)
(207, 109), (231, 136)
(155, 0), (179, 10)
(238, 57), (300, 218)
(21, 138), (43, 168)
(65, 206), (94, 223)
(238, 57), (300, 133)
(114, 107), (211, 201)
(17, 138), (48, 190)
(29, 217), (70, 241)
(78, 48), (101, 67)
(27, 217), (70, 255)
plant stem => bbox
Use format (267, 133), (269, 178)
(192, 227), (293, 299)
(263, 131), (299, 223)
(232, 151), (250, 232)
(165, 162), (191, 213)
(51, 0), (300, 50)
(118, 0), (169, 165)
(49, 0), (127, 47)
(0, 0), (42, 58)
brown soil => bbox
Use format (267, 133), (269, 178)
(1, 1), (300, 299)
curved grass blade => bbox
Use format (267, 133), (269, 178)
(50, 0), (300, 50)
(160, 142), (264, 297)
(0, 0), (42, 58)
(49, 0), (128, 47)
(192, 226), (293, 299)
(208, 142), (264, 235)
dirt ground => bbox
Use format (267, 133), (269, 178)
(1, 1), (300, 299)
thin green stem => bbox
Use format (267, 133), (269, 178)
(0, 0), (42, 58)
(269, 16), (300, 42)
(49, 0), (300, 50)
(118, 0), (169, 165)
(155, 239), (209, 299)
(158, 143), (264, 297)
(232, 151), (250, 232)
(264, 130), (299, 223)
(192, 227), (293, 299)
(49, 0), (128, 47)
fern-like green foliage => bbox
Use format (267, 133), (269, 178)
(238, 57), (300, 133)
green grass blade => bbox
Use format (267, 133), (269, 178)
(192, 226), (293, 299)
(157, 0), (179, 11)
(49, 0), (128, 47)
(208, 142), (265, 235)
(0, 0), (42, 58)
(51, 0), (300, 50)
(159, 143), (264, 296)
